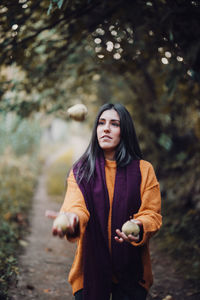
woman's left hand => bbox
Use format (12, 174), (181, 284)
(114, 219), (143, 244)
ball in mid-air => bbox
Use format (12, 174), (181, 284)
(67, 104), (88, 121)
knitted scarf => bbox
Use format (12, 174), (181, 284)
(73, 154), (143, 300)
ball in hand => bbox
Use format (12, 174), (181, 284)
(121, 220), (140, 237)
(53, 214), (70, 232)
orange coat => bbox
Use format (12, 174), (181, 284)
(60, 159), (162, 295)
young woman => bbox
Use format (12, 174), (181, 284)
(49, 103), (162, 300)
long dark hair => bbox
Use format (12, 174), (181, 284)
(74, 103), (142, 183)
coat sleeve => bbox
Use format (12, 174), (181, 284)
(132, 160), (162, 246)
(60, 169), (90, 241)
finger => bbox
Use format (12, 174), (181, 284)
(116, 229), (138, 244)
(52, 227), (64, 236)
(72, 216), (77, 229)
(66, 217), (74, 234)
(116, 229), (129, 241)
(127, 234), (139, 242)
(68, 225), (74, 235)
(52, 228), (58, 236)
(45, 210), (59, 219)
(68, 215), (79, 233)
(57, 228), (64, 238)
(115, 229), (122, 235)
(114, 236), (124, 243)
(52, 226), (65, 238)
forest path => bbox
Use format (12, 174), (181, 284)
(9, 130), (199, 300)
(10, 128), (89, 300)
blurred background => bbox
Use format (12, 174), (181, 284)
(0, 0), (199, 299)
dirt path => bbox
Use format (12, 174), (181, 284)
(10, 172), (76, 300)
(147, 243), (199, 300)
(9, 132), (199, 300)
(9, 128), (89, 300)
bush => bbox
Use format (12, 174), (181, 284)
(46, 150), (73, 200)
(0, 113), (41, 157)
(0, 221), (19, 300)
(0, 114), (41, 299)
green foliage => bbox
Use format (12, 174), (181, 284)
(1, 0), (200, 115)
(46, 150), (73, 201)
(0, 114), (41, 156)
(0, 116), (41, 299)
(47, 0), (64, 15)
(0, 221), (19, 300)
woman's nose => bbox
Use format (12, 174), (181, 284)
(103, 123), (110, 132)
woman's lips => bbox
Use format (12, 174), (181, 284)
(101, 135), (112, 139)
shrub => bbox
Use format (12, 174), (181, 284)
(46, 149), (73, 201)
(0, 114), (41, 157)
(0, 114), (41, 299)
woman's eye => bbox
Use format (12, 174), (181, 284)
(112, 123), (120, 127)
(98, 121), (104, 125)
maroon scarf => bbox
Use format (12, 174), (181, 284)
(73, 154), (143, 300)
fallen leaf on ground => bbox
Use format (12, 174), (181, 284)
(43, 288), (51, 293)
(45, 247), (53, 252)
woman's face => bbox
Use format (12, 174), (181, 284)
(97, 109), (121, 160)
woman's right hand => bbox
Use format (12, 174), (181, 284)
(45, 210), (79, 239)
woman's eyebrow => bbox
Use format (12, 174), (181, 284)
(111, 119), (120, 122)
(99, 118), (120, 122)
